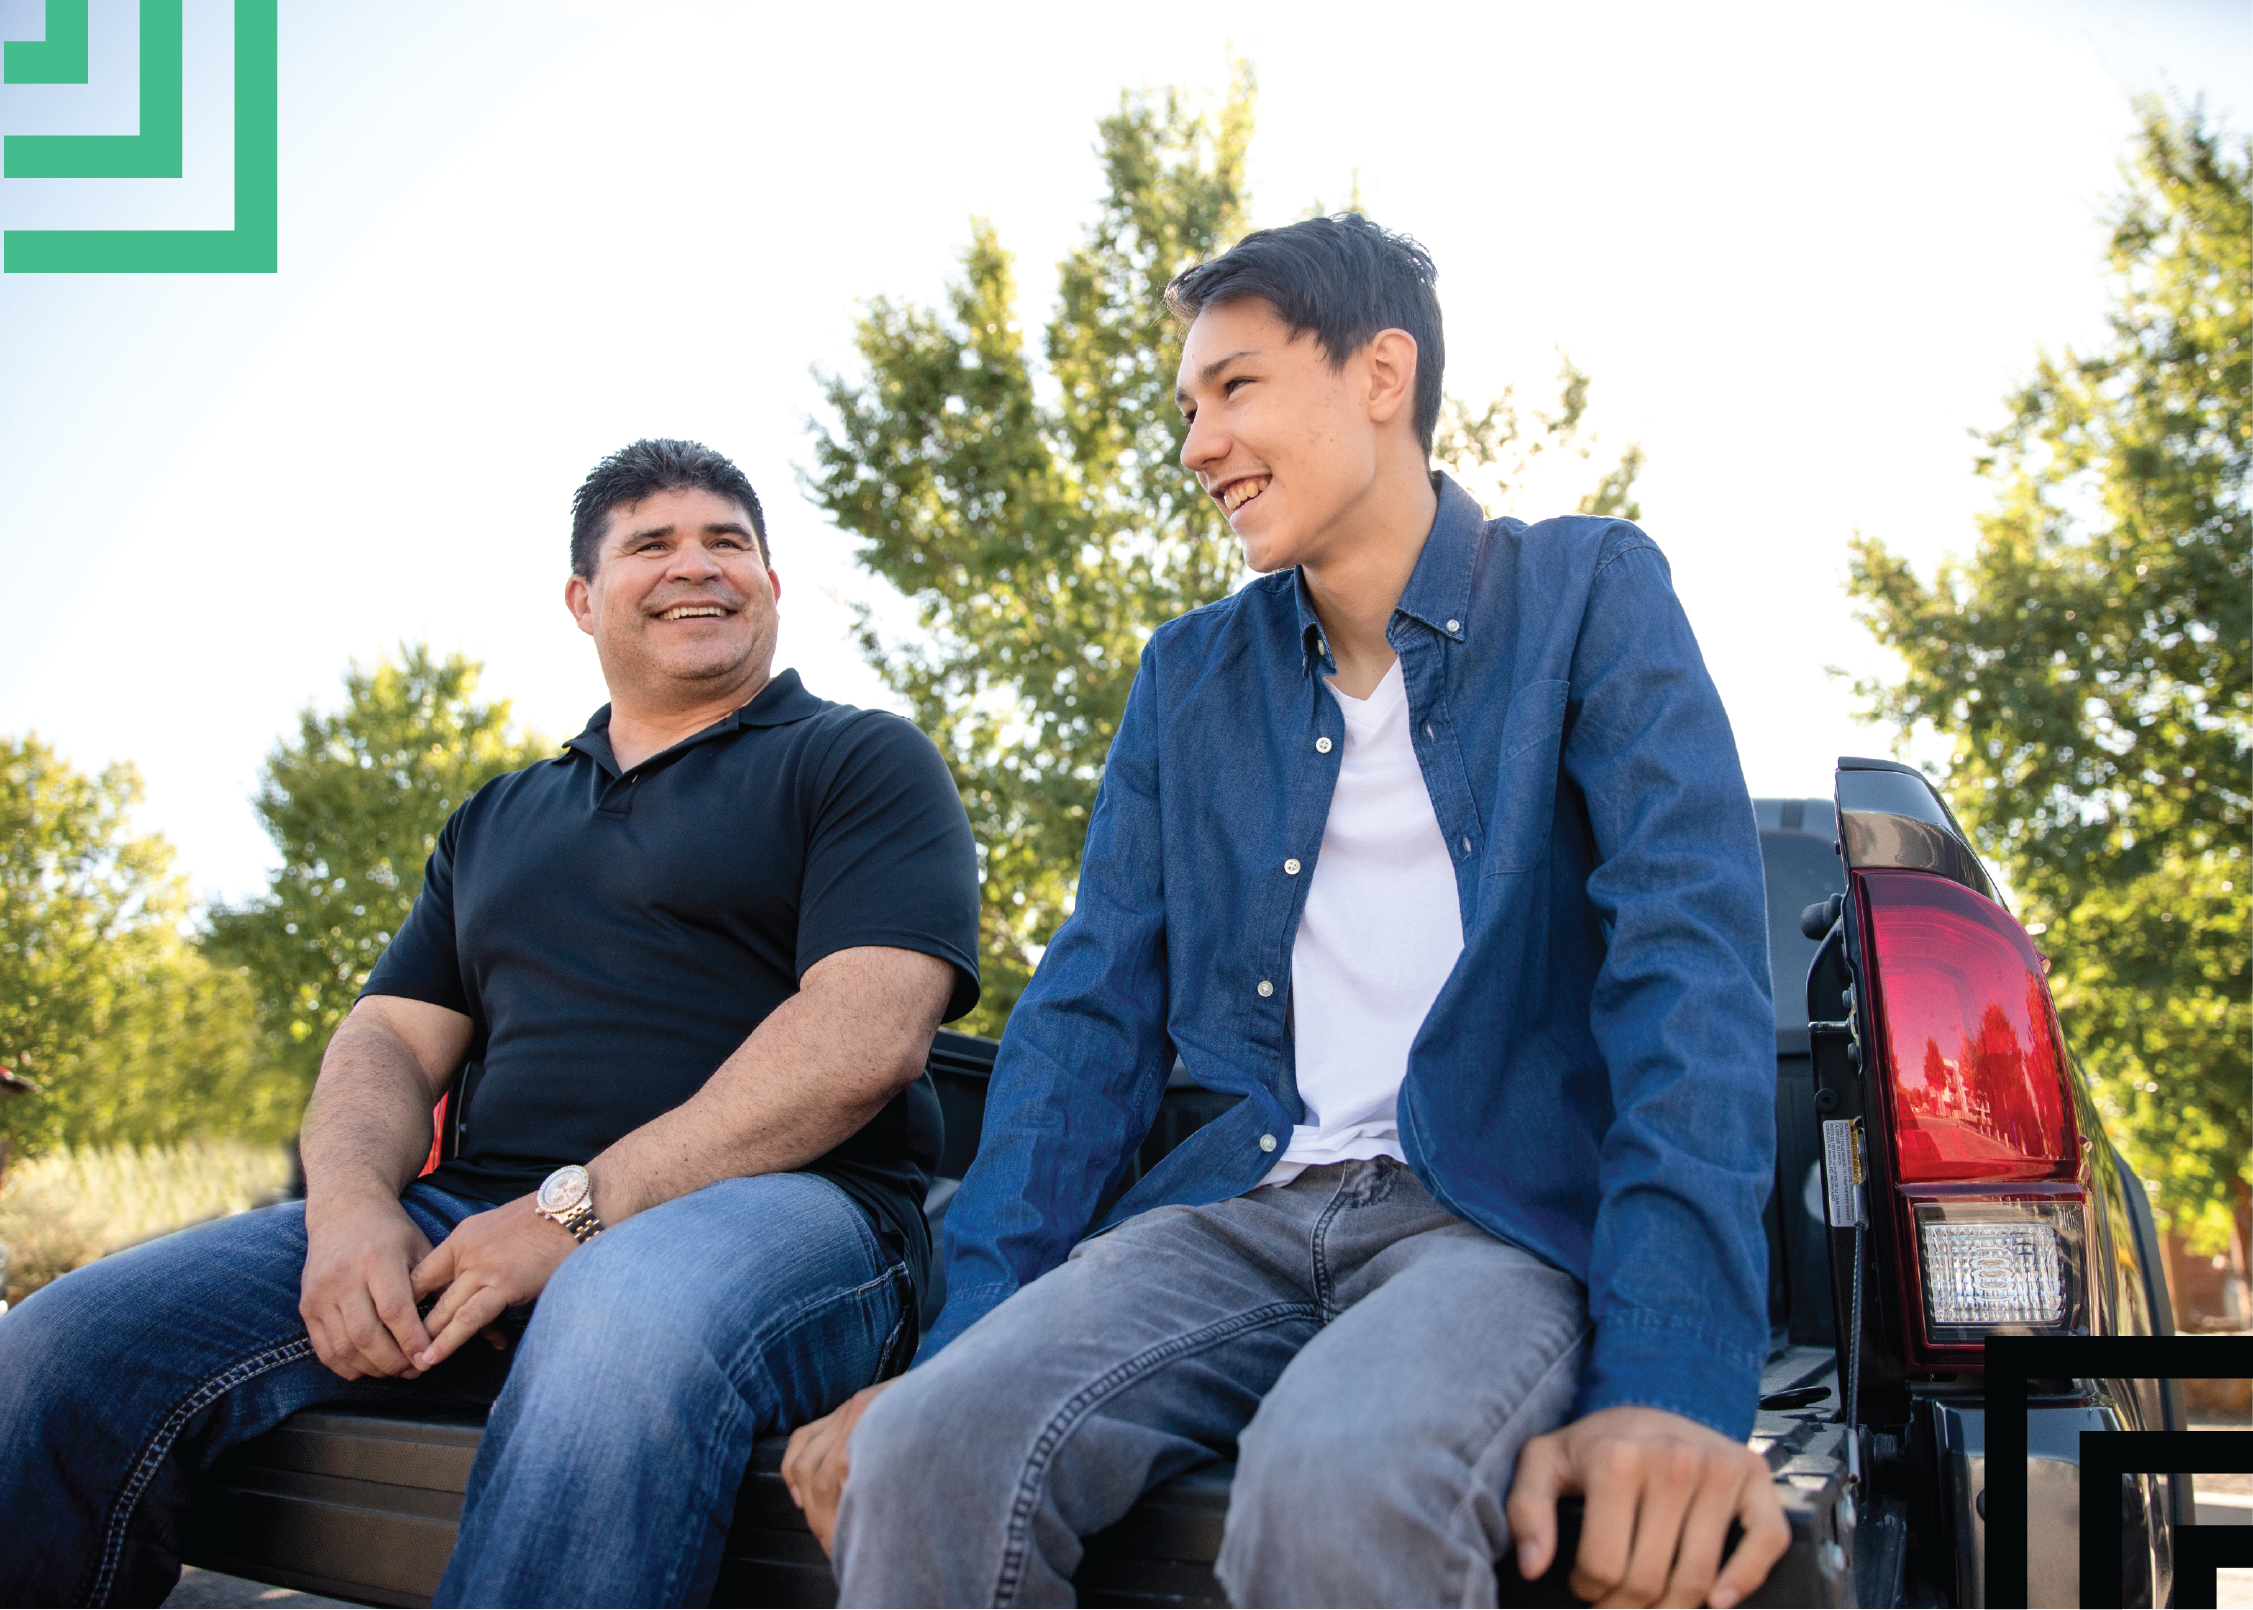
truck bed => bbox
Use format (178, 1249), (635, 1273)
(180, 1348), (1864, 1608)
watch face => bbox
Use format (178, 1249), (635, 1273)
(538, 1164), (588, 1215)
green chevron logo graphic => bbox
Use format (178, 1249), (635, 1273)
(1, 0), (276, 272)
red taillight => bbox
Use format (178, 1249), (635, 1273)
(1858, 869), (2078, 1184)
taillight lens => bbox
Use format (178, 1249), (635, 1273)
(1858, 869), (2078, 1183)
(1910, 1191), (2089, 1341)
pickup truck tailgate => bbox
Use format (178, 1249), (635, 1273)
(183, 1349), (1863, 1608)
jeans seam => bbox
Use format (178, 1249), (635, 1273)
(732, 1260), (907, 1377)
(1308, 1174), (1354, 1322)
(992, 1300), (1319, 1606)
(91, 1332), (316, 1606)
(875, 1261), (917, 1380)
(1443, 1317), (1593, 1607)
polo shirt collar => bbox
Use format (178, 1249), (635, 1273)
(1292, 471), (1488, 668)
(564, 667), (824, 775)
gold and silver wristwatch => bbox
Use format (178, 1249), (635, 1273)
(534, 1163), (605, 1245)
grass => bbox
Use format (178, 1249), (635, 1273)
(0, 1138), (294, 1306)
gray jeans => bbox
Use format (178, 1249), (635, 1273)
(833, 1158), (1590, 1607)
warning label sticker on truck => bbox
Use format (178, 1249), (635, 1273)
(1821, 1118), (1865, 1229)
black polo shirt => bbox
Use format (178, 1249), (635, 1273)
(361, 669), (980, 1304)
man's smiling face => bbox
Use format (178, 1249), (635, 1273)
(1175, 297), (1387, 575)
(566, 485), (780, 699)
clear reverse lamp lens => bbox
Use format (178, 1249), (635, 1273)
(1917, 1210), (2065, 1326)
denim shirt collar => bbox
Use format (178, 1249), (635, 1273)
(1289, 473), (1488, 673)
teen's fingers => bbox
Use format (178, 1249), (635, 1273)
(1505, 1430), (1571, 1581)
(1656, 1450), (1743, 1607)
(1708, 1456), (1790, 1610)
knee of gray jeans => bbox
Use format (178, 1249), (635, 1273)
(1217, 1408), (1531, 1607)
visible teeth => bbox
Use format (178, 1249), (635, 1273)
(661, 606), (727, 620)
(1221, 477), (1269, 514)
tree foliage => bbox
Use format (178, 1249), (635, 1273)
(1846, 102), (2250, 1249)
(0, 736), (283, 1156)
(207, 645), (550, 1093)
(808, 71), (1643, 1031)
(1435, 355), (1646, 523)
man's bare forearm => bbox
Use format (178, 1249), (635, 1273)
(590, 946), (954, 1223)
(302, 1000), (470, 1217)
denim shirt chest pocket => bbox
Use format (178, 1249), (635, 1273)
(1481, 678), (1572, 877)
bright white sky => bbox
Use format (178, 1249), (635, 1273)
(0, 0), (2245, 908)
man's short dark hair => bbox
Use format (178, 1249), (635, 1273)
(569, 438), (768, 579)
(1164, 213), (1445, 455)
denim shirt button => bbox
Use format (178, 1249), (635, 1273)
(1259, 1133), (1278, 1153)
(1460, 835), (1472, 855)
(1315, 737), (1333, 754)
(1283, 858), (1301, 875)
(1446, 619), (1461, 634)
(1257, 979), (1274, 998)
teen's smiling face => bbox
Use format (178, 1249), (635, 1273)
(1175, 297), (1391, 575)
(565, 485), (781, 702)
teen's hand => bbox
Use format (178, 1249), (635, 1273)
(1507, 1404), (1789, 1608)
(782, 1381), (893, 1554)
(300, 1191), (435, 1380)
(408, 1194), (574, 1371)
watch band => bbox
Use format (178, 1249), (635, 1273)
(556, 1195), (604, 1244)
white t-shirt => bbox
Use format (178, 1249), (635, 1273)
(1261, 659), (1465, 1187)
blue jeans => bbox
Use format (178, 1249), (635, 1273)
(836, 1159), (1590, 1606)
(0, 1172), (911, 1607)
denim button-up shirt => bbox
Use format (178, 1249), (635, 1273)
(926, 474), (1777, 1438)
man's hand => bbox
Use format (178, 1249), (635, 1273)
(300, 1192), (436, 1381)
(1507, 1405), (1789, 1609)
(408, 1194), (576, 1372)
(781, 1381), (893, 1554)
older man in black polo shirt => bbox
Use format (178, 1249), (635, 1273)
(0, 439), (981, 1607)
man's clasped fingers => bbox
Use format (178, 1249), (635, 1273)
(298, 1205), (434, 1381)
(312, 1282), (421, 1381)
(407, 1197), (573, 1373)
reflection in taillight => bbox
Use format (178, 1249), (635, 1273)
(1859, 869), (2078, 1184)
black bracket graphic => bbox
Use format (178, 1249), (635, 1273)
(1982, 1334), (2253, 1608)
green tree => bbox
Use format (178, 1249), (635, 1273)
(1435, 354), (1646, 522)
(0, 736), (283, 1156)
(808, 71), (1644, 1031)
(208, 645), (550, 1093)
(1845, 102), (2250, 1253)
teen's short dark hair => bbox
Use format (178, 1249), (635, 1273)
(1164, 213), (1444, 455)
(569, 438), (768, 579)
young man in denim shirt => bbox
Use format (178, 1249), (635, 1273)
(788, 216), (1788, 1608)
